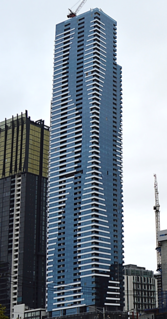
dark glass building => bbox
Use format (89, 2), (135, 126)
(0, 111), (49, 318)
(47, 8), (124, 317)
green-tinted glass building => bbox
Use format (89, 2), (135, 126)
(0, 111), (49, 318)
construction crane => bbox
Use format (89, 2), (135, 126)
(67, 0), (87, 18)
(153, 174), (161, 270)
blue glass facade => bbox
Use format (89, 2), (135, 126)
(47, 8), (124, 316)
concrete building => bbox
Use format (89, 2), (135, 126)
(14, 304), (46, 319)
(0, 111), (49, 318)
(158, 230), (167, 311)
(124, 264), (157, 313)
(47, 7), (124, 317)
(158, 230), (167, 291)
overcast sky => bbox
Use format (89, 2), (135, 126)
(1, 0), (167, 273)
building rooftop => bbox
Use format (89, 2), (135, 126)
(124, 264), (154, 277)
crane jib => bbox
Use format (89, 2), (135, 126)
(67, 0), (87, 18)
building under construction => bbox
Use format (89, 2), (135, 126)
(157, 230), (167, 312)
(0, 111), (49, 318)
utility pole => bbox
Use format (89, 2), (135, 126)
(103, 307), (105, 319)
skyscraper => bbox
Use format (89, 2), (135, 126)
(47, 8), (123, 316)
(0, 111), (49, 318)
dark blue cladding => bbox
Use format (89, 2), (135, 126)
(47, 8), (124, 316)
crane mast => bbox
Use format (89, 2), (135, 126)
(67, 0), (87, 18)
(153, 174), (161, 270)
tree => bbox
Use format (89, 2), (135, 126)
(0, 305), (8, 319)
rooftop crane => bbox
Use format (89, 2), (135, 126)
(153, 174), (161, 270)
(67, 0), (87, 18)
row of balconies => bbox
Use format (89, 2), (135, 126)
(133, 285), (155, 291)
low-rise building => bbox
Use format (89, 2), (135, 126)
(124, 264), (157, 313)
(14, 304), (46, 319)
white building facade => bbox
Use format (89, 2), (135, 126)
(124, 264), (157, 313)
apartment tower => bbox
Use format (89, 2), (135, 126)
(0, 111), (49, 318)
(47, 8), (124, 316)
